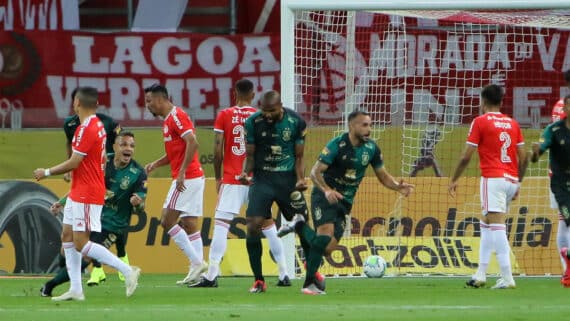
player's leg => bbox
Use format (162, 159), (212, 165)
(87, 231), (119, 286)
(465, 218), (491, 288)
(487, 178), (517, 289)
(74, 203), (140, 297)
(41, 252), (91, 297)
(51, 199), (84, 301)
(262, 219), (290, 286)
(174, 177), (208, 285)
(194, 184), (246, 287)
(246, 181), (273, 293)
(114, 232), (128, 281)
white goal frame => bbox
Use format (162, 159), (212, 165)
(280, 0), (570, 278)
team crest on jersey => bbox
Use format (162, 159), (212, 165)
(314, 206), (322, 221)
(120, 176), (131, 190)
(282, 128), (291, 141)
(362, 152), (370, 166)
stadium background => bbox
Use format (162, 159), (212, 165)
(0, 0), (566, 277)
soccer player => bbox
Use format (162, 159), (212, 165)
(238, 90), (310, 293)
(144, 84), (207, 285)
(191, 80), (291, 287)
(449, 84), (528, 290)
(410, 126), (443, 177)
(531, 94), (570, 287)
(62, 88), (127, 285)
(40, 131), (147, 297)
(33, 86), (140, 301)
(296, 110), (413, 295)
(548, 72), (569, 275)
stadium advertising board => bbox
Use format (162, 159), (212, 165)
(1, 27), (570, 128)
(0, 177), (558, 276)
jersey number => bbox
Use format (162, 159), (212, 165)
(231, 125), (246, 156)
(499, 132), (512, 163)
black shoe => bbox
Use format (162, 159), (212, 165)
(276, 276), (291, 286)
(465, 279), (485, 288)
(188, 277), (218, 288)
(40, 284), (52, 297)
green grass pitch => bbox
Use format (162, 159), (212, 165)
(0, 275), (566, 321)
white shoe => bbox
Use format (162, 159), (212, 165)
(491, 278), (516, 289)
(125, 266), (141, 297)
(301, 283), (326, 295)
(176, 262), (208, 285)
(51, 290), (85, 301)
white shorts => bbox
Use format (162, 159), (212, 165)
(550, 189), (559, 210)
(480, 177), (519, 215)
(163, 176), (205, 217)
(215, 184), (249, 220)
(63, 197), (103, 232)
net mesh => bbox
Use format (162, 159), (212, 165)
(291, 9), (570, 276)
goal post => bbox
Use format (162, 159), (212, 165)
(281, 0), (570, 278)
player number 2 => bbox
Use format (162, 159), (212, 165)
(232, 125), (245, 156)
(499, 132), (511, 163)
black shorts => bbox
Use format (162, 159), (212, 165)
(551, 175), (570, 224)
(246, 172), (308, 220)
(310, 188), (352, 241)
(90, 230), (122, 250)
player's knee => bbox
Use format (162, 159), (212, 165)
(246, 218), (263, 236)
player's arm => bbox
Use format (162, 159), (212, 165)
(373, 166), (414, 197)
(530, 125), (553, 163)
(294, 143), (307, 191)
(175, 131), (199, 191)
(145, 154), (170, 174)
(517, 145), (529, 183)
(34, 152), (84, 181)
(238, 143), (255, 184)
(213, 131), (224, 188)
(130, 170), (148, 210)
(310, 160), (343, 204)
(448, 143), (477, 197)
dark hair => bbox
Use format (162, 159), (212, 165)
(564, 94), (570, 104)
(564, 70), (570, 83)
(348, 109), (370, 122)
(235, 79), (254, 96)
(75, 87), (98, 109)
(71, 88), (78, 100)
(144, 83), (169, 98)
(480, 84), (503, 106)
(118, 131), (135, 139)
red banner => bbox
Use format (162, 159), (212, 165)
(1, 23), (570, 128)
(0, 30), (281, 127)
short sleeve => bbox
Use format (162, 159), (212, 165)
(72, 124), (97, 155)
(466, 118), (480, 146)
(539, 124), (554, 153)
(244, 115), (255, 145)
(172, 109), (195, 138)
(295, 116), (307, 145)
(318, 138), (339, 165)
(214, 110), (225, 133)
(370, 143), (383, 169)
(515, 121), (524, 146)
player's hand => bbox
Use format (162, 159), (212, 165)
(50, 202), (63, 215)
(237, 172), (252, 185)
(215, 179), (222, 193)
(33, 168), (47, 181)
(530, 142), (540, 163)
(295, 178), (308, 191)
(397, 180), (414, 197)
(130, 194), (143, 207)
(448, 181), (458, 198)
(63, 172), (71, 183)
(144, 161), (156, 175)
(175, 174), (186, 192)
(324, 189), (343, 204)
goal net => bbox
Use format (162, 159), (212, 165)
(282, 1), (570, 277)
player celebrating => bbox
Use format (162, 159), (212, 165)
(144, 84), (207, 285)
(41, 131), (147, 297)
(238, 90), (310, 293)
(531, 94), (570, 287)
(298, 110), (413, 295)
(34, 86), (140, 301)
(449, 84), (528, 290)
(62, 88), (126, 285)
(191, 80), (291, 287)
